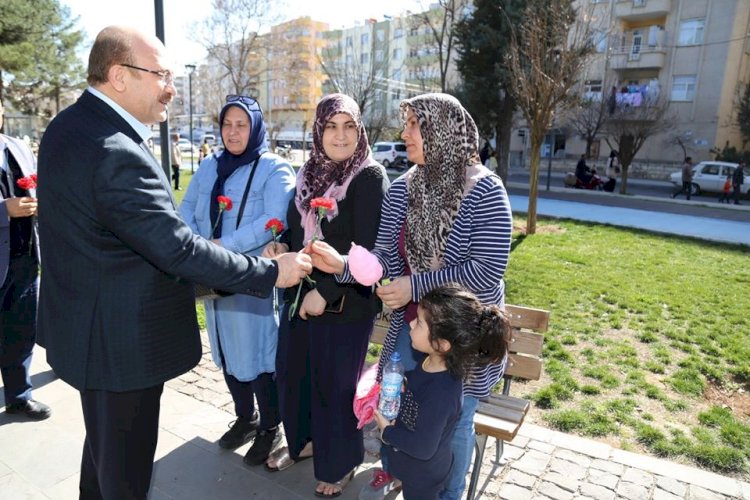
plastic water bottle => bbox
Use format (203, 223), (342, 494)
(378, 352), (405, 420)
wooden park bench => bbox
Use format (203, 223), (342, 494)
(370, 303), (549, 500)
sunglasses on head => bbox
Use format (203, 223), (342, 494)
(226, 95), (261, 111)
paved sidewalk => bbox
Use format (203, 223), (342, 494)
(2, 195), (750, 499)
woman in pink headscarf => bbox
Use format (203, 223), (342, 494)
(262, 93), (389, 497)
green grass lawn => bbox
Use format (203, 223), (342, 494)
(508, 216), (750, 475)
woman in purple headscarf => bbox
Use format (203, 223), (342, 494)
(262, 94), (389, 497)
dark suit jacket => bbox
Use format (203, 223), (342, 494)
(37, 90), (278, 392)
(0, 134), (40, 284)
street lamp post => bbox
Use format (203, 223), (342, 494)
(185, 64), (197, 173)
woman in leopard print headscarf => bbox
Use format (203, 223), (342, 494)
(310, 93), (513, 499)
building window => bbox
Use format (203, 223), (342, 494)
(392, 69), (401, 80)
(590, 30), (607, 53)
(671, 75), (696, 101)
(393, 48), (402, 60)
(678, 19), (704, 46)
(375, 49), (384, 62)
(361, 53), (370, 64)
(361, 33), (370, 45)
(346, 54), (353, 65)
(409, 48), (418, 58)
(346, 36), (353, 47)
(409, 27), (419, 36)
(394, 28), (404, 39)
(583, 79), (603, 100)
(377, 29), (385, 42)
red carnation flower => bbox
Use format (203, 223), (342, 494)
(217, 195), (233, 211)
(264, 218), (284, 234)
(16, 175), (37, 190)
(310, 197), (335, 211)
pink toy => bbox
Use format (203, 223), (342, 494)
(349, 243), (384, 286)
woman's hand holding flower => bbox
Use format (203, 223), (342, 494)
(376, 276), (412, 310)
(308, 241), (345, 275)
(299, 288), (326, 320)
(262, 241), (289, 258)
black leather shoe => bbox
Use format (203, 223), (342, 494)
(6, 399), (51, 420)
(218, 413), (259, 450)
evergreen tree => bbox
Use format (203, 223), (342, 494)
(454, 0), (526, 181)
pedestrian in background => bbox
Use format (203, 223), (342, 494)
(671, 156), (693, 200)
(718, 174), (732, 204)
(170, 133), (182, 190)
(732, 161), (745, 205)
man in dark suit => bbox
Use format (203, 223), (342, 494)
(0, 102), (51, 420)
(36, 26), (311, 499)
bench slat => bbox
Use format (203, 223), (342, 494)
(504, 353), (542, 381)
(508, 329), (544, 357)
(486, 394), (530, 412)
(474, 412), (526, 441)
(478, 402), (526, 424)
(504, 305), (550, 332)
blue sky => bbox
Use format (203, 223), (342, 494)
(62, 0), (423, 72)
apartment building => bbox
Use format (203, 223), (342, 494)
(518, 0), (750, 164)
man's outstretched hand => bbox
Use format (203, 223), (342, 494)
(274, 252), (313, 288)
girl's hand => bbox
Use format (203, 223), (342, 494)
(375, 276), (412, 310)
(308, 241), (345, 274)
(262, 241), (289, 258)
(373, 409), (393, 431)
(299, 288), (326, 320)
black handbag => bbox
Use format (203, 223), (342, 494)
(194, 155), (262, 301)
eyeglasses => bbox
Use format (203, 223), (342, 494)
(121, 63), (174, 85)
(226, 94), (262, 111)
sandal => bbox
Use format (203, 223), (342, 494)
(314, 469), (355, 498)
(264, 446), (312, 472)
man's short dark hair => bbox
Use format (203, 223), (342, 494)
(685, 157), (692, 162)
(87, 27), (135, 86)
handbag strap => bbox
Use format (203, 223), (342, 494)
(233, 154), (262, 230)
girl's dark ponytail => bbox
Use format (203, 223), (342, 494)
(476, 305), (511, 366)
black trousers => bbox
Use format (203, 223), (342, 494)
(276, 308), (373, 483)
(223, 371), (280, 429)
(79, 384), (163, 500)
(0, 253), (38, 406)
(171, 165), (180, 189)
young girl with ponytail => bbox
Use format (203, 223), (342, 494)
(371, 283), (511, 499)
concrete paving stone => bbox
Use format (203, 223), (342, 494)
(0, 459), (11, 478)
(0, 473), (48, 500)
(176, 384), (201, 397)
(689, 485), (731, 500)
(739, 482), (750, 500)
(195, 377), (217, 390)
(539, 428), (611, 460)
(553, 449), (592, 468)
(589, 458), (623, 475)
(615, 481), (649, 500)
(579, 482), (616, 500)
(44, 472), (80, 500)
(542, 471), (580, 492)
(178, 372), (200, 384)
(656, 476), (687, 497)
(610, 448), (744, 497)
(510, 450), (551, 476)
(505, 469), (537, 488)
(621, 466), (655, 487)
(528, 440), (556, 454)
(549, 457), (587, 480)
(498, 483), (535, 500)
(653, 488), (683, 500)
(502, 443), (527, 462)
(510, 435), (530, 448)
(587, 468), (619, 490)
(518, 423), (557, 444)
(538, 480), (576, 500)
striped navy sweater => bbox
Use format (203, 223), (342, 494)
(340, 167), (513, 398)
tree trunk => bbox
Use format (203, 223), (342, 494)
(527, 133), (542, 235)
(619, 163), (629, 194)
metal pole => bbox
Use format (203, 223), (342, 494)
(546, 132), (553, 191)
(154, 0), (171, 181)
(186, 64), (196, 173)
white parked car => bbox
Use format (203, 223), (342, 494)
(177, 138), (198, 156)
(372, 142), (408, 168)
(669, 161), (749, 195)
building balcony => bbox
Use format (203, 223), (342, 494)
(614, 0), (671, 22)
(610, 45), (666, 70)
